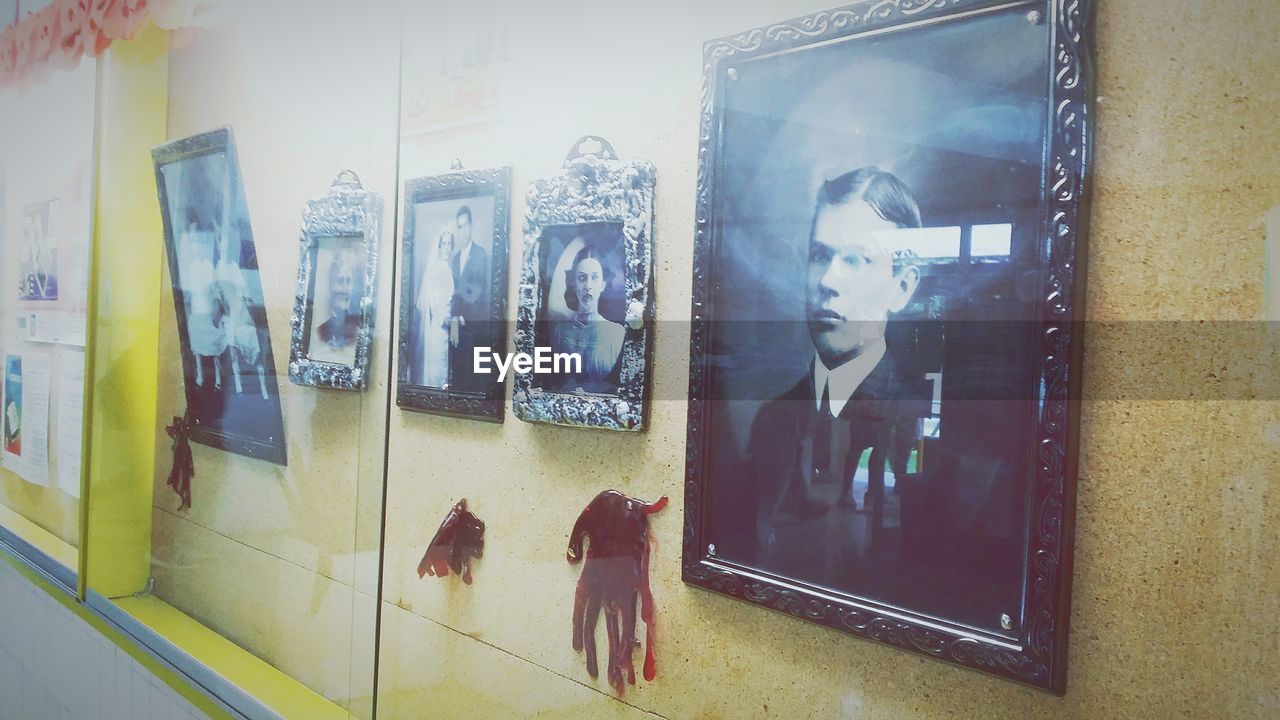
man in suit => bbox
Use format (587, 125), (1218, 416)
(744, 166), (928, 569)
(448, 205), (490, 392)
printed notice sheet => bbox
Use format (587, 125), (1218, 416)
(55, 347), (85, 498)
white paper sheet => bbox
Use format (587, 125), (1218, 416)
(55, 347), (84, 498)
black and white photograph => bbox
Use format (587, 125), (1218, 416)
(396, 166), (510, 422)
(532, 223), (627, 395)
(154, 128), (287, 466)
(305, 236), (365, 366)
(683, 0), (1092, 692)
(511, 137), (656, 432)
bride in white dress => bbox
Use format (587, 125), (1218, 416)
(417, 224), (456, 388)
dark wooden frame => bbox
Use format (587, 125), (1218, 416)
(396, 165), (512, 422)
(681, 0), (1093, 693)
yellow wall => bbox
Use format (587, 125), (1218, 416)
(375, 1), (1280, 719)
(86, 23), (171, 599)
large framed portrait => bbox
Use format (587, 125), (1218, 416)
(396, 165), (511, 422)
(288, 171), (383, 391)
(512, 137), (656, 431)
(153, 128), (288, 466)
(682, 0), (1094, 692)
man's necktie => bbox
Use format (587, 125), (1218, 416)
(813, 381), (833, 482)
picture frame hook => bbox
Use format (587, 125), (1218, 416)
(331, 169), (364, 191)
(564, 135), (618, 164)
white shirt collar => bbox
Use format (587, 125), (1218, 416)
(813, 338), (887, 417)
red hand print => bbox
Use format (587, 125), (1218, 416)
(567, 490), (667, 696)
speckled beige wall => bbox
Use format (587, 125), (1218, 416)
(131, 0), (1278, 717)
(376, 1), (1279, 719)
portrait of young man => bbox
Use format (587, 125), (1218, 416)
(696, 4), (1053, 639)
(742, 167), (930, 579)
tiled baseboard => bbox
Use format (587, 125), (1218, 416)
(0, 562), (211, 720)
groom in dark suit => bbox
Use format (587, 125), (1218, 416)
(744, 166), (929, 567)
(449, 205), (490, 392)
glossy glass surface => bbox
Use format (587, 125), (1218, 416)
(0, 51), (96, 588)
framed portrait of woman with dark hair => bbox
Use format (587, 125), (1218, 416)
(682, 0), (1094, 693)
(512, 137), (656, 432)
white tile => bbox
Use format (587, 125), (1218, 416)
(0, 647), (17, 710)
(42, 689), (60, 720)
(149, 679), (172, 720)
(113, 649), (134, 720)
(131, 670), (150, 720)
(21, 668), (41, 720)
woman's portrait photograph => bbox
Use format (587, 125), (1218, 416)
(533, 224), (627, 395)
(511, 138), (656, 432)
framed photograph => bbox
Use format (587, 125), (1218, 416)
(396, 165), (511, 422)
(153, 128), (287, 466)
(20, 199), (58, 302)
(683, 0), (1093, 692)
(512, 137), (656, 431)
(288, 171), (383, 391)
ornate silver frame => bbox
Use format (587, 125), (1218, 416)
(512, 137), (656, 431)
(682, 0), (1093, 693)
(288, 171), (383, 391)
(396, 165), (512, 422)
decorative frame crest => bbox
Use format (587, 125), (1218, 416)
(682, 0), (1093, 693)
(512, 137), (656, 431)
(288, 171), (383, 391)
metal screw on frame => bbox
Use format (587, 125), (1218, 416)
(707, 544), (717, 557)
(1001, 613), (1014, 631)
(726, 67), (739, 80)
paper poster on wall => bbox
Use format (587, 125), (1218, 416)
(400, 0), (511, 135)
(55, 347), (84, 498)
(20, 199), (59, 302)
(2, 353), (50, 486)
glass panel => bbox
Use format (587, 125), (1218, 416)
(84, 4), (398, 717)
(0, 51), (96, 587)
